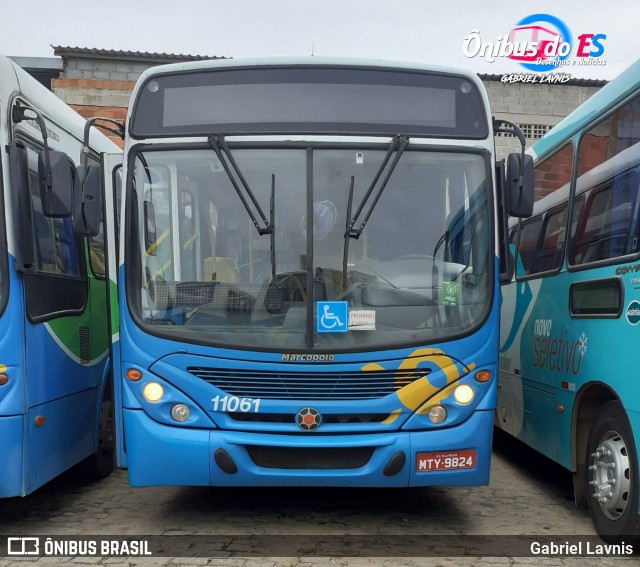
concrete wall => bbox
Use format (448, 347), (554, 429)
(484, 80), (602, 160)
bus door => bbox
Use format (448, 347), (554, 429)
(101, 153), (125, 466)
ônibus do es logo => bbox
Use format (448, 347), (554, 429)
(463, 13), (606, 82)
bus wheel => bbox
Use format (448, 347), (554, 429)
(586, 400), (640, 544)
(85, 395), (115, 479)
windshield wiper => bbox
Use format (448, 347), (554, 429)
(341, 136), (408, 291)
(207, 134), (273, 236)
(269, 174), (277, 284)
(346, 135), (409, 240)
(342, 176), (356, 291)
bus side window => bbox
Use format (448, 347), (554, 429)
(25, 145), (82, 277)
(87, 158), (106, 279)
(571, 171), (640, 265)
(18, 140), (88, 322)
(535, 204), (567, 273)
(524, 142), (573, 277)
(88, 223), (106, 278)
(516, 216), (542, 277)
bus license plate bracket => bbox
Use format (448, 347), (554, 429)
(415, 449), (476, 472)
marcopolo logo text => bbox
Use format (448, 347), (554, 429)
(281, 353), (335, 362)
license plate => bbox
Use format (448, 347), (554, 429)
(415, 449), (476, 472)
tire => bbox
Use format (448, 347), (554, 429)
(585, 400), (640, 544)
(83, 394), (115, 479)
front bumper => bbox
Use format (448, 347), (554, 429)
(124, 408), (493, 487)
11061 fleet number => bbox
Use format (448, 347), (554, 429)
(212, 395), (261, 413)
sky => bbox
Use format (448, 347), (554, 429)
(1, 0), (638, 81)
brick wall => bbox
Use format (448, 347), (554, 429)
(51, 60), (151, 147)
(49, 48), (224, 147)
(51, 77), (133, 145)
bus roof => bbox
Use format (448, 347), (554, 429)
(0, 53), (120, 153)
(530, 58), (640, 161)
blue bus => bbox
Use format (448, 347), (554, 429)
(82, 58), (532, 489)
(499, 58), (640, 541)
(0, 54), (121, 497)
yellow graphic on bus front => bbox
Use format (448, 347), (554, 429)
(363, 348), (475, 419)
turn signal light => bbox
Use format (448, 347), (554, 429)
(126, 368), (142, 381)
(474, 370), (491, 383)
(0, 374), (8, 385)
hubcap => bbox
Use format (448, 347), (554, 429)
(589, 430), (631, 520)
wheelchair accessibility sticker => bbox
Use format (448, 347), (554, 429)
(316, 301), (348, 333)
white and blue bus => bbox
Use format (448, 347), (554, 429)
(0, 54), (121, 497)
(499, 58), (640, 542)
(80, 58), (532, 490)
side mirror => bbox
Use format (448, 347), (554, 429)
(506, 153), (534, 218)
(73, 164), (103, 236)
(39, 151), (73, 218)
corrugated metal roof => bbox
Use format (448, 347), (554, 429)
(478, 72), (607, 87)
(51, 46), (227, 64)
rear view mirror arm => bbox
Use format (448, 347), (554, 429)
(12, 102), (52, 190)
(493, 118), (527, 187)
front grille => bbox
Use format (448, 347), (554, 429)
(188, 367), (428, 400)
(245, 445), (374, 469)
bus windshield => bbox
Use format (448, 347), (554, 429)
(129, 145), (491, 351)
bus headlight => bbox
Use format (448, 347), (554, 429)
(428, 405), (447, 424)
(454, 385), (474, 405)
(171, 403), (190, 422)
(142, 382), (164, 402)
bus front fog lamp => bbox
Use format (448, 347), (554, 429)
(428, 405), (447, 424)
(171, 403), (190, 422)
(142, 382), (164, 402)
(454, 385), (474, 405)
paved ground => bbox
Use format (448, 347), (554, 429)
(0, 431), (637, 566)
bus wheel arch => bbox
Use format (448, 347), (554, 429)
(571, 383), (618, 508)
